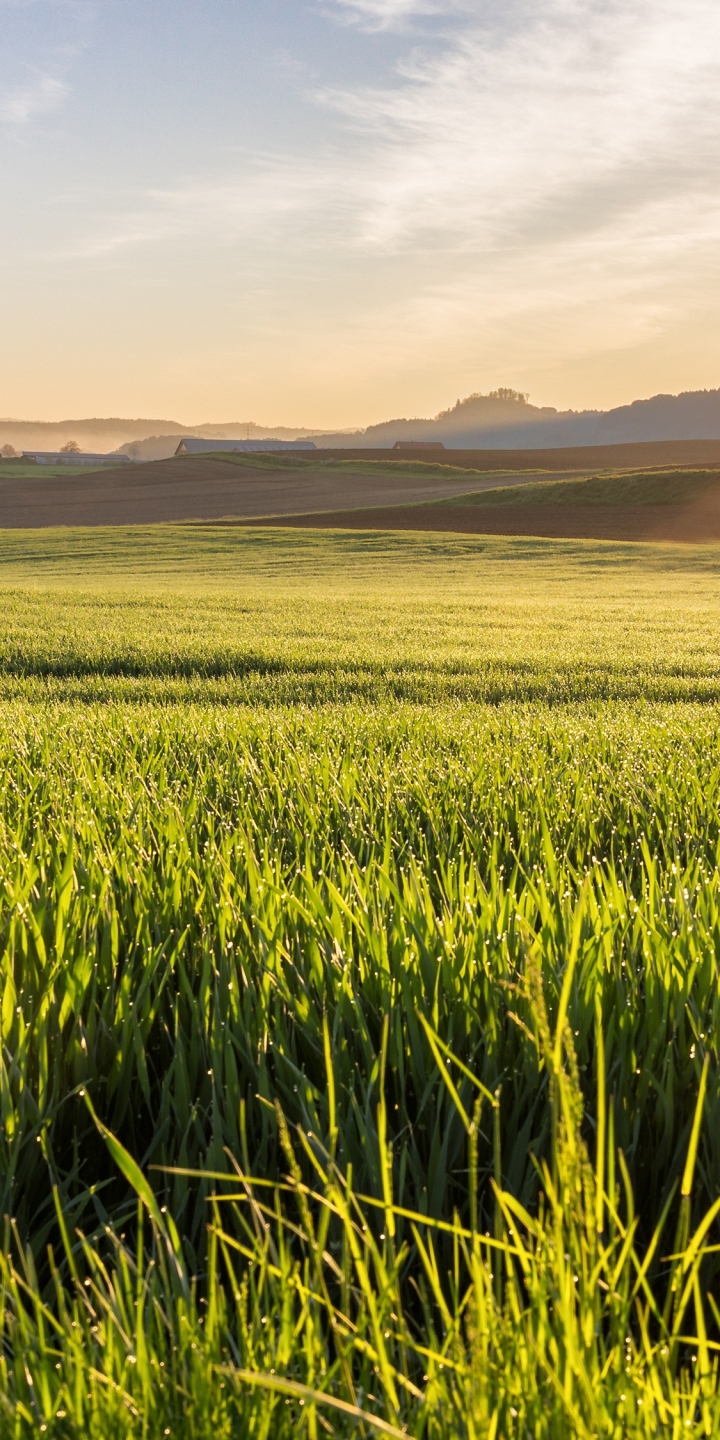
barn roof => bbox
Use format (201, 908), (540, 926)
(175, 438), (317, 455)
(22, 451), (132, 464)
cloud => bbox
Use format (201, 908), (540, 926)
(300, 0), (720, 386)
(0, 71), (65, 123)
(323, 0), (454, 29)
(45, 0), (720, 382)
(61, 158), (339, 260)
(316, 0), (720, 253)
(0, 0), (96, 127)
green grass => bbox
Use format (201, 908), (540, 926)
(200, 450), (558, 482)
(2, 525), (720, 1436)
(0, 462), (124, 479)
(439, 467), (720, 508)
(2, 525), (720, 704)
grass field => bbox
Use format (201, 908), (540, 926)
(210, 454), (720, 502)
(2, 525), (720, 703)
(435, 469), (720, 509)
(0, 462), (119, 479)
(3, 525), (720, 1437)
(202, 451), (559, 483)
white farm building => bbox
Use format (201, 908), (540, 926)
(175, 438), (317, 456)
(23, 451), (133, 466)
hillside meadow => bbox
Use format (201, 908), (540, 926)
(2, 525), (720, 1437)
(0, 463), (115, 480)
(435, 469), (720, 509)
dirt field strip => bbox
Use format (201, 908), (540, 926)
(0, 456), (573, 528)
(243, 496), (720, 544)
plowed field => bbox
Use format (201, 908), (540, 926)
(0, 455), (556, 527)
(4, 437), (720, 528)
(251, 492), (720, 543)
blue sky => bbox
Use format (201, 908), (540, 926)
(1, 0), (719, 425)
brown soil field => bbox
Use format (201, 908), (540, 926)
(319, 440), (720, 471)
(3, 439), (720, 530)
(0, 456), (559, 528)
(247, 496), (720, 544)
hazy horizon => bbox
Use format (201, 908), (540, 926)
(2, 1), (719, 425)
(0, 383), (719, 435)
(6, 383), (720, 461)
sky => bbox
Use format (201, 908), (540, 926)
(1, 0), (719, 428)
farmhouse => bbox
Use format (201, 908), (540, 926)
(175, 438), (317, 455)
(393, 441), (446, 453)
(23, 451), (132, 466)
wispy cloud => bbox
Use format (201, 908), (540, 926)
(39, 0), (720, 400)
(322, 0), (459, 30)
(0, 70), (65, 124)
(55, 0), (720, 270)
(317, 0), (720, 251)
(0, 0), (95, 127)
(60, 158), (339, 260)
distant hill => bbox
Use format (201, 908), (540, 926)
(2, 386), (720, 457)
(0, 418), (319, 458)
(310, 387), (720, 449)
(117, 423), (322, 462)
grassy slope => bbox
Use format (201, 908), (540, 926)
(0, 461), (121, 478)
(203, 450), (557, 482)
(435, 466), (720, 507)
